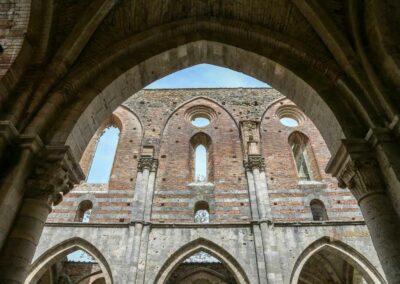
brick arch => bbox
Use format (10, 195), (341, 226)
(159, 96), (240, 140)
(77, 107), (143, 190)
(154, 238), (249, 284)
(154, 96), (248, 223)
(290, 237), (386, 284)
(25, 237), (113, 284)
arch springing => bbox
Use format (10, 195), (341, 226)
(87, 126), (120, 183)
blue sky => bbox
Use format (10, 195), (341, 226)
(146, 63), (269, 88)
(87, 64), (268, 184)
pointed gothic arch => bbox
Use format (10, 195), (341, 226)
(25, 237), (113, 284)
(155, 238), (249, 284)
(290, 237), (386, 284)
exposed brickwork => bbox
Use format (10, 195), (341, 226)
(48, 88), (361, 224)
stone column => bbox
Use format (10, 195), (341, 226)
(129, 152), (157, 283)
(143, 161), (158, 222)
(0, 146), (83, 283)
(132, 156), (158, 221)
(327, 141), (400, 283)
(0, 135), (42, 248)
(245, 155), (283, 283)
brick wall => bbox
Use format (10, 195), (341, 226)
(47, 88), (362, 224)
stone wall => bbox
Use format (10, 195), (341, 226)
(32, 223), (384, 283)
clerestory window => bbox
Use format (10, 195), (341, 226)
(289, 132), (320, 181)
(87, 126), (120, 183)
(195, 144), (207, 182)
(190, 133), (213, 183)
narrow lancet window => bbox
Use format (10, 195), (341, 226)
(190, 133), (213, 183)
(289, 132), (320, 181)
(194, 201), (210, 223)
(195, 144), (207, 182)
(87, 126), (120, 183)
(310, 199), (328, 221)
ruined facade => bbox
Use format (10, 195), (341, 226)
(1, 1), (400, 283)
(28, 89), (385, 283)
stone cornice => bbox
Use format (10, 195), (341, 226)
(43, 220), (366, 228)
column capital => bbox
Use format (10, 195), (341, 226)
(244, 155), (265, 171)
(26, 145), (84, 205)
(326, 139), (385, 202)
(138, 156), (158, 172)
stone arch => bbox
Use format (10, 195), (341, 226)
(25, 237), (113, 284)
(47, 37), (358, 164)
(154, 238), (249, 284)
(290, 237), (386, 284)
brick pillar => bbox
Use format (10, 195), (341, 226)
(328, 142), (400, 283)
(0, 146), (83, 283)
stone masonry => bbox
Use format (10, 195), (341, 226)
(30, 89), (384, 283)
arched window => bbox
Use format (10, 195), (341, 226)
(195, 144), (207, 182)
(194, 201), (210, 223)
(75, 200), (93, 223)
(190, 133), (213, 183)
(87, 126), (120, 183)
(310, 199), (328, 221)
(288, 132), (320, 181)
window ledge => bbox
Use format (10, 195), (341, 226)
(297, 180), (327, 190)
(188, 182), (214, 187)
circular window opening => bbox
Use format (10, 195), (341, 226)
(280, 117), (299, 127)
(192, 116), (210, 127)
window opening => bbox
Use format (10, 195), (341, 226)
(280, 117), (299, 127)
(75, 200), (93, 223)
(195, 144), (207, 182)
(194, 201), (210, 223)
(310, 199), (328, 221)
(184, 251), (220, 263)
(291, 143), (311, 181)
(87, 126), (120, 183)
(289, 132), (317, 181)
(192, 116), (210, 127)
(66, 249), (95, 263)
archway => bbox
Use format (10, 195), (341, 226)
(290, 237), (386, 284)
(25, 238), (113, 284)
(155, 238), (249, 284)
(54, 40), (352, 164)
